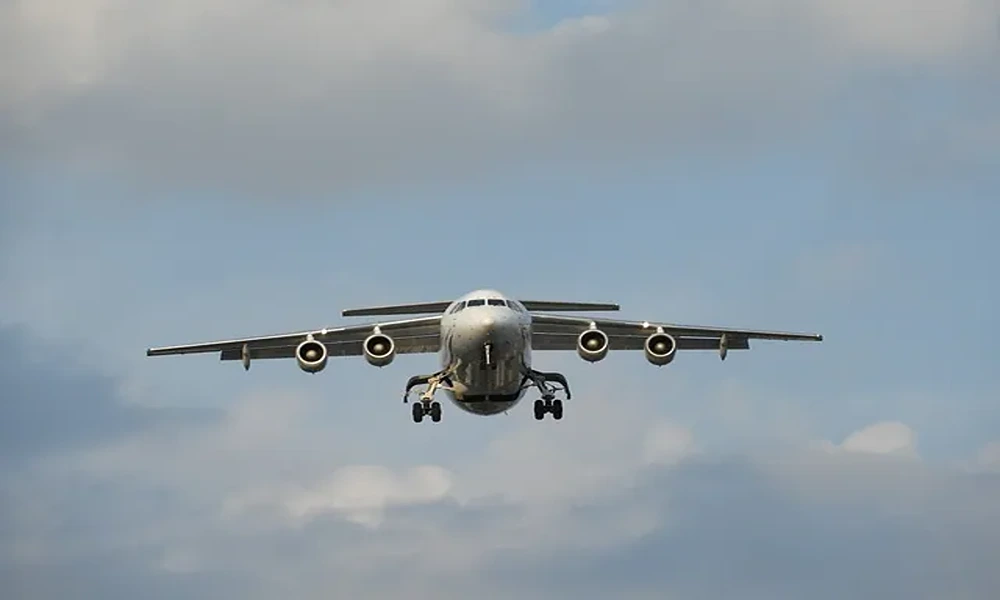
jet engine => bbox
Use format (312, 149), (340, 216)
(644, 332), (677, 366)
(296, 339), (328, 373)
(577, 329), (609, 362)
(363, 333), (396, 367)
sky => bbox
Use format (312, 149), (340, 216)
(2, 0), (1000, 598)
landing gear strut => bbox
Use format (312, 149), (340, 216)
(521, 369), (571, 421)
(403, 368), (453, 424)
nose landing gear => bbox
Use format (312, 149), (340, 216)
(479, 342), (500, 370)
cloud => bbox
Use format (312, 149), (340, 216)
(12, 435), (1000, 599)
(839, 421), (919, 457)
(4, 339), (999, 600)
(643, 421), (696, 465)
(811, 0), (991, 60)
(532, 453), (1000, 600)
(241, 464), (455, 528)
(979, 441), (1000, 471)
(2, 0), (995, 197)
(0, 325), (211, 464)
(3, 2), (997, 596)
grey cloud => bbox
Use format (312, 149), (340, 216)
(3, 557), (256, 600)
(2, 0), (996, 198)
(0, 325), (213, 463)
(478, 455), (1000, 599)
(7, 451), (1000, 599)
(5, 378), (1000, 600)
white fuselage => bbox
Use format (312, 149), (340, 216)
(438, 290), (532, 415)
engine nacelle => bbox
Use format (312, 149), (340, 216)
(644, 332), (677, 366)
(577, 328), (609, 362)
(363, 333), (396, 367)
(296, 339), (328, 373)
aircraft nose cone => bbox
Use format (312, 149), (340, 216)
(481, 317), (495, 328)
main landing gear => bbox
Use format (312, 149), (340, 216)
(403, 368), (453, 424)
(521, 369), (571, 421)
(412, 400), (442, 423)
(534, 398), (563, 420)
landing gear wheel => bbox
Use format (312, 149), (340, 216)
(551, 399), (563, 420)
(533, 398), (564, 420)
(533, 399), (545, 420)
(411, 402), (424, 423)
(430, 401), (442, 422)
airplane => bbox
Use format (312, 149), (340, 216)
(146, 289), (823, 423)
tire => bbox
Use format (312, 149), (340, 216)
(412, 402), (424, 423)
(533, 399), (545, 420)
(430, 402), (442, 422)
(551, 399), (563, 420)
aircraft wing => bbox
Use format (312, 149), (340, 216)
(146, 315), (441, 363)
(340, 299), (619, 317)
(530, 314), (822, 353)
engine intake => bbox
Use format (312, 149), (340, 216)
(577, 329), (609, 362)
(363, 333), (396, 367)
(644, 332), (677, 366)
(296, 339), (328, 373)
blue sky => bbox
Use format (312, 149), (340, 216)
(2, 1), (1000, 598)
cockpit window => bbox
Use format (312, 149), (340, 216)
(450, 302), (466, 313)
(487, 299), (506, 307)
(467, 299), (486, 307)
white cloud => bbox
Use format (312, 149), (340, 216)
(275, 464), (454, 527)
(812, 0), (992, 61)
(979, 441), (1000, 471)
(11, 410), (1000, 599)
(839, 421), (918, 457)
(642, 421), (696, 466)
(2, 0), (993, 196)
(5, 339), (999, 600)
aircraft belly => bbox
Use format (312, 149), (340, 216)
(451, 353), (522, 396)
(445, 386), (523, 416)
(446, 338), (526, 416)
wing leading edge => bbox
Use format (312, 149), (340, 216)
(530, 314), (821, 353)
(518, 301), (619, 312)
(146, 315), (442, 361)
(340, 299), (620, 317)
(341, 302), (454, 317)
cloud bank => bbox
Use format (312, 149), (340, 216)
(3, 1), (999, 598)
(3, 327), (1000, 599)
(3, 0), (996, 196)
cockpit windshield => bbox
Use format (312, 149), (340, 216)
(457, 298), (508, 309)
